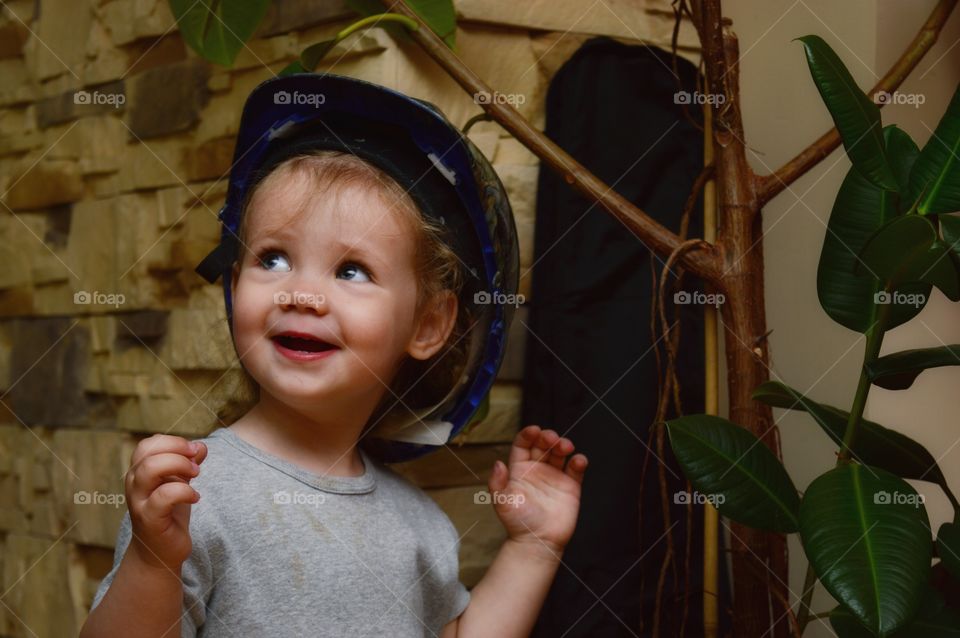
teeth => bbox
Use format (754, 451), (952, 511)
(275, 335), (333, 352)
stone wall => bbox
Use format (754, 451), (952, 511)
(0, 0), (694, 635)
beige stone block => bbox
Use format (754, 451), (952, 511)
(114, 134), (193, 192)
(2, 533), (79, 637)
(87, 315), (115, 355)
(10, 425), (58, 537)
(426, 485), (506, 587)
(65, 198), (119, 307)
(51, 429), (136, 548)
(0, 105), (31, 137)
(63, 193), (169, 311)
(0, 212), (41, 289)
(0, 58), (37, 107)
(121, 388), (224, 437)
(232, 33), (298, 72)
(452, 383), (521, 444)
(155, 184), (189, 229)
(59, 115), (127, 174)
(162, 308), (237, 370)
(294, 19), (391, 66)
(208, 71), (232, 92)
(97, 0), (176, 47)
(30, 251), (71, 286)
(2, 158), (84, 210)
(195, 67), (270, 144)
(22, 0), (91, 81)
(0, 126), (43, 155)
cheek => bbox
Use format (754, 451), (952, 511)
(231, 280), (269, 351)
(343, 295), (412, 351)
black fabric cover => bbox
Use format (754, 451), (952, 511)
(522, 37), (732, 637)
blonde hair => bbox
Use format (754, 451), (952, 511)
(214, 150), (474, 461)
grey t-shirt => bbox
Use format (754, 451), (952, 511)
(90, 427), (471, 637)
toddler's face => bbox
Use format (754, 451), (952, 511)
(230, 169), (455, 417)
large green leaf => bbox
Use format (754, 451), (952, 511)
(800, 464), (932, 636)
(865, 345), (960, 390)
(797, 35), (898, 191)
(830, 593), (960, 637)
(169, 0), (270, 67)
(346, 0), (456, 48)
(856, 214), (960, 301)
(818, 126), (928, 332)
(937, 522), (960, 584)
(909, 83), (960, 215)
(665, 414), (800, 533)
(942, 214), (960, 255)
(752, 381), (950, 491)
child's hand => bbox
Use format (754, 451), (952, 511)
(124, 434), (207, 571)
(487, 425), (587, 556)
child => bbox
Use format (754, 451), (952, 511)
(81, 74), (588, 637)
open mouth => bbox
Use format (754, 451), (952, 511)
(271, 334), (338, 353)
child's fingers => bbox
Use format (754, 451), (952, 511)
(141, 481), (200, 527)
(545, 437), (574, 470)
(130, 434), (199, 468)
(531, 429), (560, 463)
(564, 454), (588, 485)
(190, 441), (208, 465)
(488, 460), (509, 494)
(127, 452), (199, 502)
(509, 425), (542, 465)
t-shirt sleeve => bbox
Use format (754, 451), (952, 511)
(436, 510), (472, 625)
(89, 509), (212, 637)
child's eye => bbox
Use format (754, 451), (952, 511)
(339, 262), (371, 283)
(258, 251), (291, 272)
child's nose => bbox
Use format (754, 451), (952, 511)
(274, 278), (329, 314)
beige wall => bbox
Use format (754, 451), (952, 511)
(725, 1), (960, 635)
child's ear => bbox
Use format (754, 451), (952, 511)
(407, 291), (458, 361)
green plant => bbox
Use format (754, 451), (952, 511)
(168, 0), (454, 70)
(666, 35), (960, 637)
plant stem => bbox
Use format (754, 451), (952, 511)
(838, 304), (889, 463)
(795, 560), (820, 631)
(798, 301), (892, 633)
(337, 13), (419, 41)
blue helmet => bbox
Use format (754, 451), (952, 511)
(195, 73), (519, 463)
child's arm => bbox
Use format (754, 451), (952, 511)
(450, 426), (587, 638)
(80, 435), (207, 638)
